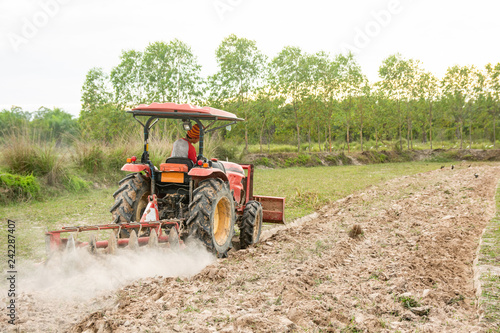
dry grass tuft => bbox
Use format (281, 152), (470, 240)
(348, 224), (363, 238)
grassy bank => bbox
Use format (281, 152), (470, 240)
(478, 183), (500, 330)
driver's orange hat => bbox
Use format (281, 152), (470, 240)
(187, 124), (200, 139)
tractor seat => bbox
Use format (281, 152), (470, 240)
(164, 157), (194, 170)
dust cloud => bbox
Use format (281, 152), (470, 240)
(20, 240), (215, 300)
(0, 239), (215, 331)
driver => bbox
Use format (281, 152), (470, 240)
(170, 124), (200, 165)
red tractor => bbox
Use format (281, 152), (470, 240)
(46, 103), (285, 257)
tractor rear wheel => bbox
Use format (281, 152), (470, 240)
(186, 178), (235, 257)
(239, 201), (263, 249)
(110, 173), (150, 226)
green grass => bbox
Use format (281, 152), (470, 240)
(253, 162), (445, 221)
(398, 295), (421, 309)
(243, 139), (500, 154)
(478, 184), (500, 328)
(0, 161), (445, 266)
(0, 187), (115, 265)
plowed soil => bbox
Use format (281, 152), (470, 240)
(3, 164), (500, 332)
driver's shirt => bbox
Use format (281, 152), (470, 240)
(171, 138), (197, 164)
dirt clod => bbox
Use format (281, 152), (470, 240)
(348, 224), (363, 238)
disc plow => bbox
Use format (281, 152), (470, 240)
(45, 220), (183, 255)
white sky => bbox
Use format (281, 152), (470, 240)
(0, 0), (499, 117)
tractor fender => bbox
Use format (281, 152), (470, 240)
(188, 168), (228, 183)
(121, 163), (152, 177)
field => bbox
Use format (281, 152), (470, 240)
(1, 161), (500, 332)
(1, 162), (445, 263)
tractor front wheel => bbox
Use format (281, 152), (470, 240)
(187, 178), (235, 257)
(239, 200), (263, 249)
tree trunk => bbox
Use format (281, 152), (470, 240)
(347, 123), (350, 153)
(308, 125), (312, 153)
(469, 119), (472, 148)
(410, 118), (413, 149)
(407, 118), (410, 150)
(398, 100), (402, 151)
(267, 126), (271, 153)
(429, 102), (433, 150)
(347, 99), (351, 153)
(460, 121), (463, 150)
(317, 123), (322, 152)
(244, 122), (249, 152)
(328, 123), (332, 153)
(460, 105), (464, 149)
(259, 116), (267, 153)
(325, 127), (328, 152)
(494, 113), (496, 148)
(406, 102), (409, 150)
(359, 100), (364, 152)
(360, 126), (363, 152)
(294, 105), (300, 152)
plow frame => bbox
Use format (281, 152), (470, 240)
(45, 220), (182, 252)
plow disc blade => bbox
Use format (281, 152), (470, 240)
(148, 229), (158, 248)
(253, 195), (285, 224)
(107, 232), (118, 254)
(128, 230), (139, 250)
(169, 227), (180, 249)
(89, 235), (97, 254)
(66, 235), (76, 252)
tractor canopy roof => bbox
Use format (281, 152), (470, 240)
(129, 102), (244, 121)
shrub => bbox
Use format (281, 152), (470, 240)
(104, 138), (143, 171)
(0, 173), (40, 203)
(1, 129), (69, 185)
(254, 157), (273, 167)
(324, 154), (340, 164)
(214, 140), (240, 162)
(73, 142), (104, 174)
(283, 154), (323, 167)
(63, 175), (90, 192)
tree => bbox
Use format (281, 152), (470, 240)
(355, 83), (371, 151)
(416, 71), (439, 149)
(210, 34), (266, 151)
(335, 52), (365, 153)
(79, 104), (134, 142)
(81, 67), (112, 114)
(269, 46), (308, 152)
(31, 107), (78, 142)
(485, 63), (500, 147)
(379, 54), (412, 150)
(143, 40), (204, 104)
(442, 65), (481, 149)
(316, 53), (341, 152)
(110, 49), (146, 107)
(0, 106), (31, 136)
